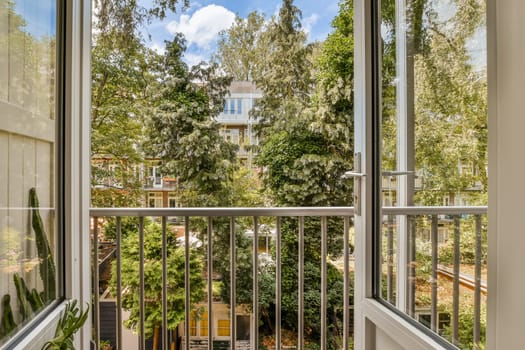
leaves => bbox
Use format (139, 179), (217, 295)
(112, 221), (205, 337)
(146, 36), (237, 206)
(41, 300), (89, 350)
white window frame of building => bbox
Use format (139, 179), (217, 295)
(148, 165), (163, 188)
(223, 98), (243, 115)
(148, 192), (163, 208)
(108, 164), (122, 188)
(221, 128), (241, 145)
(168, 192), (177, 208)
(237, 98), (242, 114)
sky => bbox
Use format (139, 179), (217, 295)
(142, 0), (341, 67)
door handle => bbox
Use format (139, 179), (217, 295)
(342, 171), (366, 178)
(342, 153), (364, 215)
(382, 170), (414, 176)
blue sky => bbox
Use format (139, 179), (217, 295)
(143, 0), (341, 66)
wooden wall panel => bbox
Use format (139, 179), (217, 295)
(8, 5), (25, 108)
(0, 132), (10, 301)
(0, 2), (8, 101)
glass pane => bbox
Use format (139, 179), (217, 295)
(378, 0), (487, 348)
(0, 0), (60, 345)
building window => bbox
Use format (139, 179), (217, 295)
(223, 98), (243, 114)
(217, 319), (230, 337)
(148, 165), (162, 187)
(168, 192), (177, 208)
(0, 0), (63, 345)
(189, 318), (197, 336)
(237, 99), (242, 114)
(221, 128), (240, 145)
(148, 192), (163, 208)
(200, 313), (209, 337)
(236, 315), (250, 341)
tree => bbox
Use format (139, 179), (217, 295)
(93, 0), (188, 48)
(251, 0), (314, 135)
(91, 29), (158, 207)
(213, 12), (268, 81)
(412, 0), (487, 205)
(379, 0), (487, 206)
(251, 1), (355, 347)
(112, 220), (205, 348)
(146, 34), (237, 207)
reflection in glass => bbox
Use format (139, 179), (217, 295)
(0, 0), (58, 344)
(378, 0), (487, 348)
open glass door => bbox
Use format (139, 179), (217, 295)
(369, 0), (488, 348)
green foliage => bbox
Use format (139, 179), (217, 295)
(314, 0), (354, 160)
(0, 295), (16, 338)
(146, 35), (237, 206)
(93, 0), (188, 48)
(251, 0), (313, 135)
(41, 300), (89, 350)
(112, 221), (205, 337)
(30, 188), (56, 302)
(258, 126), (352, 207)
(91, 33), (154, 207)
(102, 217), (144, 241)
(213, 12), (268, 81)
(13, 274), (32, 320)
(212, 222), (254, 306)
(442, 300), (486, 350)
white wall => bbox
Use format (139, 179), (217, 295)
(487, 0), (525, 348)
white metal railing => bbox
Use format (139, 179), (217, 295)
(91, 207), (354, 350)
(382, 206), (488, 349)
(90, 205), (487, 350)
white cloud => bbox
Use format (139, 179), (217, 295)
(150, 43), (166, 55)
(166, 5), (236, 49)
(183, 52), (206, 68)
(303, 14), (319, 35)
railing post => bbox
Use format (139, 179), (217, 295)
(298, 217), (305, 350)
(321, 216), (327, 350)
(230, 217), (236, 350)
(207, 217), (214, 350)
(387, 215), (394, 304)
(253, 216), (259, 350)
(407, 216), (416, 317)
(139, 217), (145, 350)
(184, 217), (190, 350)
(430, 215), (438, 333)
(116, 217), (123, 350)
(161, 216), (168, 350)
(343, 216), (351, 350)
(276, 217), (282, 350)
(93, 217), (100, 350)
(474, 215), (482, 349)
(452, 216), (461, 345)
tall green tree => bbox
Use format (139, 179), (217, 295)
(146, 34), (236, 207)
(252, 0), (355, 347)
(93, 0), (188, 48)
(412, 0), (487, 205)
(112, 220), (205, 349)
(91, 34), (154, 207)
(213, 12), (268, 81)
(251, 0), (313, 135)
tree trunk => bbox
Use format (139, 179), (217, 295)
(153, 326), (160, 350)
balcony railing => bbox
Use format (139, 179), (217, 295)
(90, 206), (487, 350)
(381, 206), (488, 349)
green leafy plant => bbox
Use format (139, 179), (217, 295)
(41, 300), (89, 350)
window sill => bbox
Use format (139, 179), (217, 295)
(1, 302), (67, 350)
